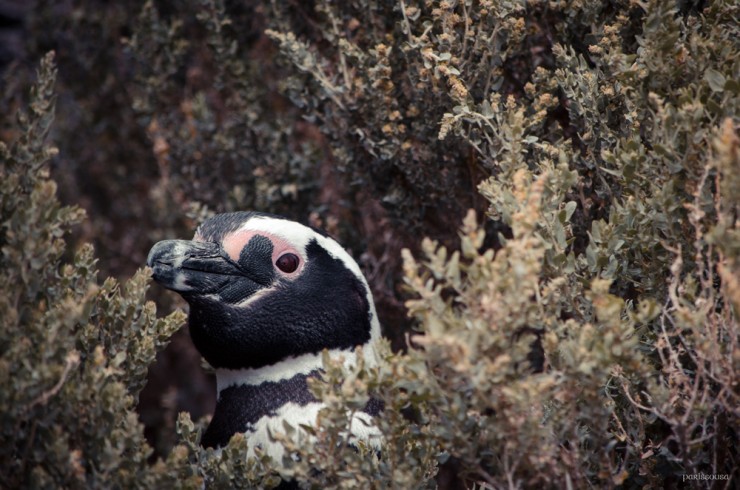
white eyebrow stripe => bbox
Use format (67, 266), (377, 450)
(237, 217), (366, 279)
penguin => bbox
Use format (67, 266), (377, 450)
(146, 212), (383, 462)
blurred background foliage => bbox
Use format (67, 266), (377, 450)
(1, 0), (738, 488)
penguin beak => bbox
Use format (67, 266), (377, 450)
(147, 239), (253, 296)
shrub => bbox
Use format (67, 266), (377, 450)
(1, 0), (738, 488)
(0, 52), (191, 488)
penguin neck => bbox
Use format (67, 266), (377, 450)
(214, 343), (379, 395)
(203, 343), (383, 449)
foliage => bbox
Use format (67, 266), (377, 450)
(1, 0), (738, 488)
(0, 53), (190, 489)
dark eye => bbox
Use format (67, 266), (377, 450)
(276, 253), (300, 273)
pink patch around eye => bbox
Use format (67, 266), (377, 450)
(222, 230), (304, 276)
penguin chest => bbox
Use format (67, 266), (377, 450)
(244, 402), (383, 462)
(245, 401), (324, 461)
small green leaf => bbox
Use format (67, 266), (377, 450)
(704, 69), (726, 92)
(564, 201), (577, 221)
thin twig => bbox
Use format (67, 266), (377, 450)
(27, 351), (80, 410)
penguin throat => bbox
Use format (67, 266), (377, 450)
(214, 346), (374, 393)
(215, 351), (327, 392)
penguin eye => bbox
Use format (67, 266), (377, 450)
(276, 253), (300, 273)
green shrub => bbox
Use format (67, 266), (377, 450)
(1, 0), (738, 488)
(0, 52), (191, 489)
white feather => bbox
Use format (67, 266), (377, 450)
(239, 401), (383, 462)
(215, 345), (378, 394)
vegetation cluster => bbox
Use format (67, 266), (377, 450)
(1, 0), (737, 488)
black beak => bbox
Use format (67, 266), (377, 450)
(147, 240), (247, 295)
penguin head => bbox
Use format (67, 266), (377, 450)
(147, 212), (380, 371)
